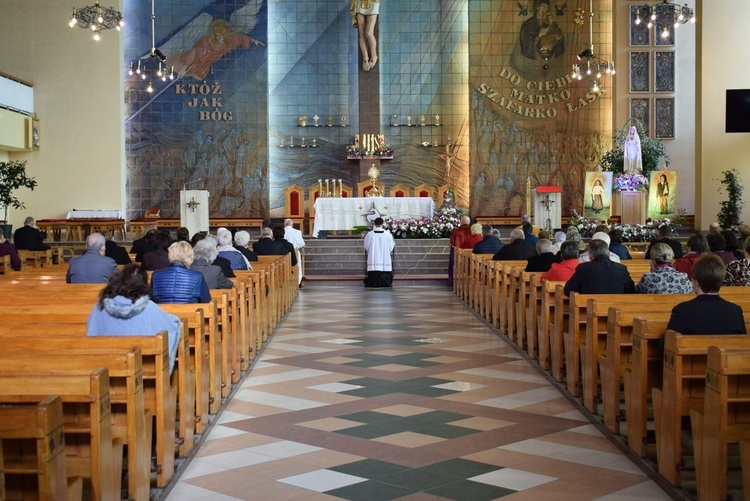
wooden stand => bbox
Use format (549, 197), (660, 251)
(614, 191), (647, 225)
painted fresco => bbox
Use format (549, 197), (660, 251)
(468, 0), (613, 218)
(125, 0), (269, 221)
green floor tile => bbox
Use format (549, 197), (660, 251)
(421, 423), (480, 439)
(411, 410), (472, 424)
(421, 459), (503, 479)
(426, 479), (516, 501)
(326, 480), (415, 501)
(337, 411), (397, 423)
(380, 468), (458, 491)
(403, 387), (459, 397)
(329, 459), (409, 480)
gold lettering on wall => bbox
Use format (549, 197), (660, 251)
(477, 66), (602, 119)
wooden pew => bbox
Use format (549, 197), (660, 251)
(0, 369), (116, 501)
(627, 317), (672, 456)
(538, 280), (564, 372)
(602, 309), (673, 433)
(0, 396), (72, 501)
(655, 331), (750, 486)
(0, 332), (181, 488)
(695, 346), (750, 501)
(0, 349), (149, 500)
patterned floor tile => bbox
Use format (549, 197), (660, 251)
(165, 285), (672, 500)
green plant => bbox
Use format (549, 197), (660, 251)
(717, 169), (744, 230)
(599, 118), (670, 179)
(0, 160), (37, 222)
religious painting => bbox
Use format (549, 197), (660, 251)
(583, 172), (613, 219)
(654, 4), (676, 46)
(629, 98), (650, 137)
(630, 5), (650, 46)
(654, 98), (675, 139)
(654, 51), (675, 93)
(630, 52), (650, 93)
(648, 170), (677, 218)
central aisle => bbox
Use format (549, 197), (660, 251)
(167, 285), (669, 500)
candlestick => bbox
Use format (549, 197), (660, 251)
(318, 179), (322, 197)
(326, 179), (330, 196)
(339, 179), (343, 197)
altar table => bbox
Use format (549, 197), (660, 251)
(66, 210), (125, 219)
(312, 197), (435, 238)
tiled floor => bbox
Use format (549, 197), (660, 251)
(166, 285), (671, 500)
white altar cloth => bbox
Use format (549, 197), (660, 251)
(312, 197), (435, 238)
(66, 210), (124, 219)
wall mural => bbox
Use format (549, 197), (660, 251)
(125, 0), (269, 221)
(469, 0), (613, 218)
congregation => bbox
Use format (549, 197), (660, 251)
(450, 215), (750, 344)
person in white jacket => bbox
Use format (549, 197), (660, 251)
(283, 219), (306, 284)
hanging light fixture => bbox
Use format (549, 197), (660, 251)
(69, 1), (124, 41)
(634, 0), (695, 40)
(571, 0), (615, 93)
(127, 0), (174, 92)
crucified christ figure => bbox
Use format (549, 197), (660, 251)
(351, 0), (380, 71)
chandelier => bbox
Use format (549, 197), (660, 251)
(571, 0), (614, 93)
(68, 1), (124, 41)
(127, 0), (174, 93)
(634, 1), (695, 40)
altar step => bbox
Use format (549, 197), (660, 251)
(303, 238), (449, 280)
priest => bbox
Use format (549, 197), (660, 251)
(363, 217), (395, 288)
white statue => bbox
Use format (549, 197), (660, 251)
(623, 126), (643, 174)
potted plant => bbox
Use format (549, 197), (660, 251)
(0, 160), (38, 238)
(717, 169), (744, 230)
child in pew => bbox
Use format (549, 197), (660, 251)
(87, 263), (181, 373)
(658, 254), (747, 349)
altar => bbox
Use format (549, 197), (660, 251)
(312, 197), (435, 238)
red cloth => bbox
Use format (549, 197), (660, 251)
(541, 259), (579, 282)
(449, 225), (471, 248)
(459, 234), (483, 250)
(673, 252), (703, 280)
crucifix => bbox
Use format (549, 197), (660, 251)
(186, 197), (200, 212)
(540, 194), (555, 233)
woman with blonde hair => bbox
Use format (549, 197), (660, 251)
(151, 241), (211, 303)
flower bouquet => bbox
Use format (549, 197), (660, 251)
(613, 173), (649, 192)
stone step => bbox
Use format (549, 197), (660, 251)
(303, 238), (449, 277)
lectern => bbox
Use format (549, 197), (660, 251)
(533, 186), (562, 232)
(180, 190), (209, 237)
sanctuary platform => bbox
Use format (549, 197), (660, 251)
(304, 237), (449, 283)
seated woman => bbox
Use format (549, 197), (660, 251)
(191, 238), (234, 289)
(151, 241), (211, 304)
(142, 230), (173, 271)
(216, 228), (250, 270)
(608, 229), (632, 260)
(723, 236), (750, 286)
(635, 243), (693, 294)
(659, 254), (746, 349)
(87, 264), (181, 373)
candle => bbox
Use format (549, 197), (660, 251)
(318, 179), (322, 197)
(325, 179), (330, 196)
(339, 179), (343, 197)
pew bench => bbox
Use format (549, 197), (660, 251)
(0, 396), (75, 501)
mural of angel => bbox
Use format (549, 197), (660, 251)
(158, 0), (265, 81)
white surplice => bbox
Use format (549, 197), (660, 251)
(363, 228), (395, 271)
(284, 226), (306, 283)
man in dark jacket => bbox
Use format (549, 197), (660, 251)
(564, 239), (635, 295)
(645, 224), (682, 260)
(525, 238), (560, 272)
(473, 225), (504, 254)
(105, 235), (132, 265)
(66, 233), (118, 284)
(131, 229), (157, 262)
(493, 229), (537, 261)
(254, 227), (291, 260)
(13, 216), (50, 250)
(272, 226), (297, 267)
